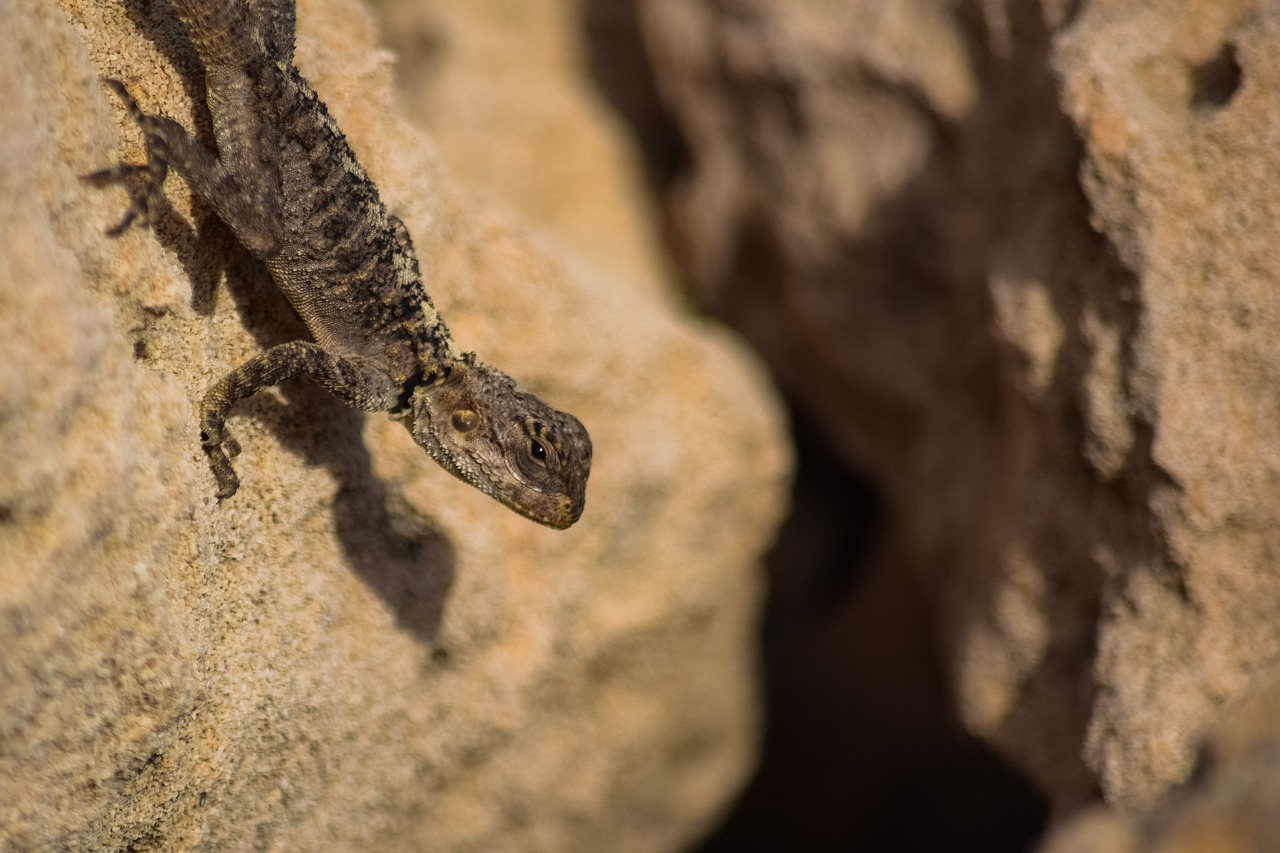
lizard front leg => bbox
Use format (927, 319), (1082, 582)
(200, 341), (401, 498)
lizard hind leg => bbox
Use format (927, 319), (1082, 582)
(83, 80), (175, 236)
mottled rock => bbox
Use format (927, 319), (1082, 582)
(0, 1), (789, 850)
(1055, 0), (1280, 812)
(632, 0), (1280, 820)
(1042, 673), (1280, 851)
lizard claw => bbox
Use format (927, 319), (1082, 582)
(199, 415), (241, 498)
(204, 443), (241, 500)
(199, 396), (243, 498)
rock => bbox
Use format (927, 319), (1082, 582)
(632, 0), (1280, 819)
(1054, 0), (1280, 812)
(375, 0), (672, 302)
(1042, 672), (1280, 851)
(1038, 807), (1137, 853)
(0, 1), (790, 850)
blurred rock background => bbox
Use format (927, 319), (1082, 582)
(379, 0), (1280, 848)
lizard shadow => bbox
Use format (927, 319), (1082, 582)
(223, 249), (457, 645)
(107, 0), (226, 313)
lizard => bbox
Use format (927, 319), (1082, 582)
(87, 0), (592, 529)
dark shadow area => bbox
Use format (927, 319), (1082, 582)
(210, 240), (457, 645)
(236, 380), (456, 644)
(695, 415), (1048, 853)
(581, 0), (690, 192)
(105, 0), (455, 644)
(1190, 41), (1242, 112)
(331, 453), (456, 642)
(581, 0), (1057, 848)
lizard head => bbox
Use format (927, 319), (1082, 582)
(404, 359), (592, 529)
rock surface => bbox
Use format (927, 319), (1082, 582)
(628, 0), (1280, 825)
(374, 0), (672, 302)
(0, 1), (789, 850)
(1041, 673), (1280, 852)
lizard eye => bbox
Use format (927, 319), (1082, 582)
(512, 435), (554, 482)
(451, 409), (479, 433)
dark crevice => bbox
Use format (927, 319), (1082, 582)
(582, 0), (1072, 847)
(1191, 43), (1242, 111)
(696, 410), (1049, 852)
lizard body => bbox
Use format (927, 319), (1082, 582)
(91, 0), (591, 528)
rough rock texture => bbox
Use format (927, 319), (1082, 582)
(1041, 672), (1280, 852)
(627, 0), (1280, 823)
(0, 1), (789, 851)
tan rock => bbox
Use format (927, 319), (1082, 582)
(1055, 0), (1280, 812)
(1042, 673), (1280, 851)
(374, 0), (673, 303)
(0, 1), (790, 850)
(1039, 807), (1138, 853)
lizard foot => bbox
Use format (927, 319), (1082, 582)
(199, 416), (241, 497)
(203, 442), (241, 500)
(198, 418), (226, 448)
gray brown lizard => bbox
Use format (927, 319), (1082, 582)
(89, 0), (591, 528)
